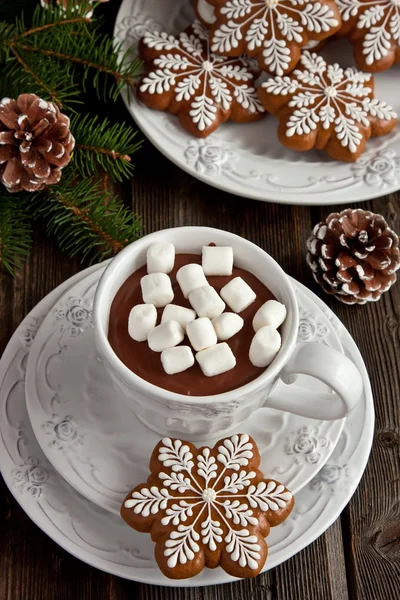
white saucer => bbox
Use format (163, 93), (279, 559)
(114, 0), (400, 205)
(0, 263), (374, 586)
(25, 265), (345, 515)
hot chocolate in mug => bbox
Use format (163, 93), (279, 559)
(93, 227), (363, 440)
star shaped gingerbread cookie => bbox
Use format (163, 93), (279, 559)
(121, 434), (294, 579)
(336, 0), (400, 72)
(137, 20), (265, 137)
(208, 0), (342, 75)
(257, 51), (397, 161)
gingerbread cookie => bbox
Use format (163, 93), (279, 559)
(193, 0), (327, 52)
(336, 0), (400, 72)
(258, 51), (397, 161)
(208, 0), (341, 75)
(121, 434), (294, 579)
(137, 20), (265, 138)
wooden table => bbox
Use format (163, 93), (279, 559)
(0, 0), (399, 593)
(1, 138), (399, 600)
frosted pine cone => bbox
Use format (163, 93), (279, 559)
(307, 209), (399, 304)
(0, 94), (74, 193)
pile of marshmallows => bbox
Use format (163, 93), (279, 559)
(128, 243), (287, 377)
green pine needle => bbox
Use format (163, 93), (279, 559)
(0, 1), (141, 104)
(72, 114), (142, 182)
(11, 1), (93, 34)
(0, 0), (144, 275)
(34, 171), (142, 263)
(0, 195), (32, 275)
(2, 51), (82, 109)
(0, 21), (16, 62)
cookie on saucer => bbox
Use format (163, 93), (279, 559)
(121, 434), (294, 579)
(137, 20), (265, 138)
(257, 51), (397, 162)
(208, 0), (341, 75)
(336, 0), (400, 72)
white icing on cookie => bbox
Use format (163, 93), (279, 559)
(337, 0), (400, 66)
(140, 20), (264, 131)
(262, 51), (397, 152)
(124, 435), (292, 569)
(197, 0), (217, 24)
(211, 0), (339, 75)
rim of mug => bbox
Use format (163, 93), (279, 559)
(93, 227), (299, 403)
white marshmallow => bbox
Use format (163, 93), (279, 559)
(220, 277), (256, 313)
(148, 320), (184, 352)
(196, 343), (236, 377)
(188, 286), (225, 319)
(161, 304), (196, 331)
(128, 304), (157, 342)
(186, 317), (217, 352)
(141, 273), (174, 308)
(176, 264), (208, 298)
(147, 242), (175, 274)
(249, 326), (281, 368)
(202, 246), (233, 276)
(161, 346), (194, 375)
(253, 300), (287, 332)
(212, 312), (244, 341)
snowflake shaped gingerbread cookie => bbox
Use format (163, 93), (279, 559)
(121, 434), (294, 579)
(207, 0), (341, 75)
(137, 20), (265, 138)
(337, 0), (400, 72)
(258, 51), (397, 161)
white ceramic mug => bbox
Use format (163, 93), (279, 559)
(93, 227), (363, 440)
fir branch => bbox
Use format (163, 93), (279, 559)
(7, 1), (92, 39)
(15, 16), (91, 40)
(0, 0), (144, 275)
(0, 2), (141, 102)
(0, 195), (32, 275)
(11, 45), (61, 106)
(16, 43), (137, 89)
(0, 21), (16, 62)
(2, 52), (82, 109)
(71, 114), (142, 182)
(34, 172), (142, 263)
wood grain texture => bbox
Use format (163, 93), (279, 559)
(1, 102), (400, 600)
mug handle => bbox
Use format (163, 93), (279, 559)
(265, 342), (363, 420)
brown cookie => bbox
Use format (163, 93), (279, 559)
(257, 50), (397, 162)
(208, 0), (341, 75)
(193, 1), (264, 76)
(137, 20), (265, 138)
(121, 434), (294, 580)
(336, 0), (400, 72)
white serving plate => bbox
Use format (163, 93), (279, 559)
(114, 0), (400, 205)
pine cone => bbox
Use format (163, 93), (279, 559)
(0, 94), (74, 193)
(307, 209), (400, 305)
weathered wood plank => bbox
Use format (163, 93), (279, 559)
(305, 194), (400, 600)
